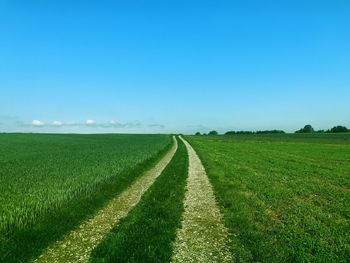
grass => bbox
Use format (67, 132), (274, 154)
(186, 134), (350, 262)
(0, 133), (172, 263)
(90, 137), (188, 263)
(223, 132), (350, 144)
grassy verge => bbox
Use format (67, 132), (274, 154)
(90, 137), (188, 263)
(0, 134), (172, 263)
(186, 135), (350, 262)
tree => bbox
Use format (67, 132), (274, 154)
(295, 124), (314, 133)
(235, 131), (254, 134)
(208, 130), (218, 135)
(256, 130), (285, 134)
(330, 125), (348, 133)
(226, 130), (285, 135)
(195, 132), (201, 135)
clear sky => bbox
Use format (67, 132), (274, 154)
(1, 0), (349, 134)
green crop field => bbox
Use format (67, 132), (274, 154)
(91, 137), (188, 263)
(3, 1), (350, 262)
(186, 134), (350, 262)
(1, 133), (349, 263)
(0, 133), (171, 263)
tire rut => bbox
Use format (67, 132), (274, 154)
(33, 136), (178, 263)
(171, 136), (233, 263)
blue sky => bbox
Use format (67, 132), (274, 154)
(1, 0), (349, 134)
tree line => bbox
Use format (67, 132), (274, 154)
(294, 124), (349, 133)
(195, 125), (349, 135)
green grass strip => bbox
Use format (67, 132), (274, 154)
(0, 136), (172, 263)
(90, 137), (188, 263)
(186, 135), (350, 262)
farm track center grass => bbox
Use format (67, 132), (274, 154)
(187, 134), (350, 262)
(90, 137), (188, 263)
(0, 133), (172, 263)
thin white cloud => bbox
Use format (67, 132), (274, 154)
(90, 120), (143, 128)
(51, 121), (62, 127)
(148, 124), (165, 128)
(63, 122), (81, 127)
(108, 120), (125, 128)
(124, 121), (143, 128)
(13, 119), (145, 130)
(109, 120), (120, 126)
(32, 120), (45, 127)
(186, 124), (210, 133)
(86, 119), (96, 126)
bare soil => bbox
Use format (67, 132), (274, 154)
(171, 136), (233, 263)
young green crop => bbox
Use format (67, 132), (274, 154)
(0, 133), (171, 263)
(187, 134), (350, 262)
(90, 137), (188, 263)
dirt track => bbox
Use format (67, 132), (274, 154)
(33, 136), (177, 263)
(171, 136), (233, 263)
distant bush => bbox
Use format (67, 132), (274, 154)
(225, 131), (253, 135)
(236, 131), (254, 134)
(225, 130), (285, 135)
(295, 124), (314, 133)
(224, 125), (350, 135)
(256, 130), (285, 134)
(208, 130), (218, 135)
(329, 125), (349, 133)
(195, 132), (201, 135)
(225, 131), (250, 135)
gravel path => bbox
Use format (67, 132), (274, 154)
(33, 136), (178, 263)
(171, 136), (233, 263)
